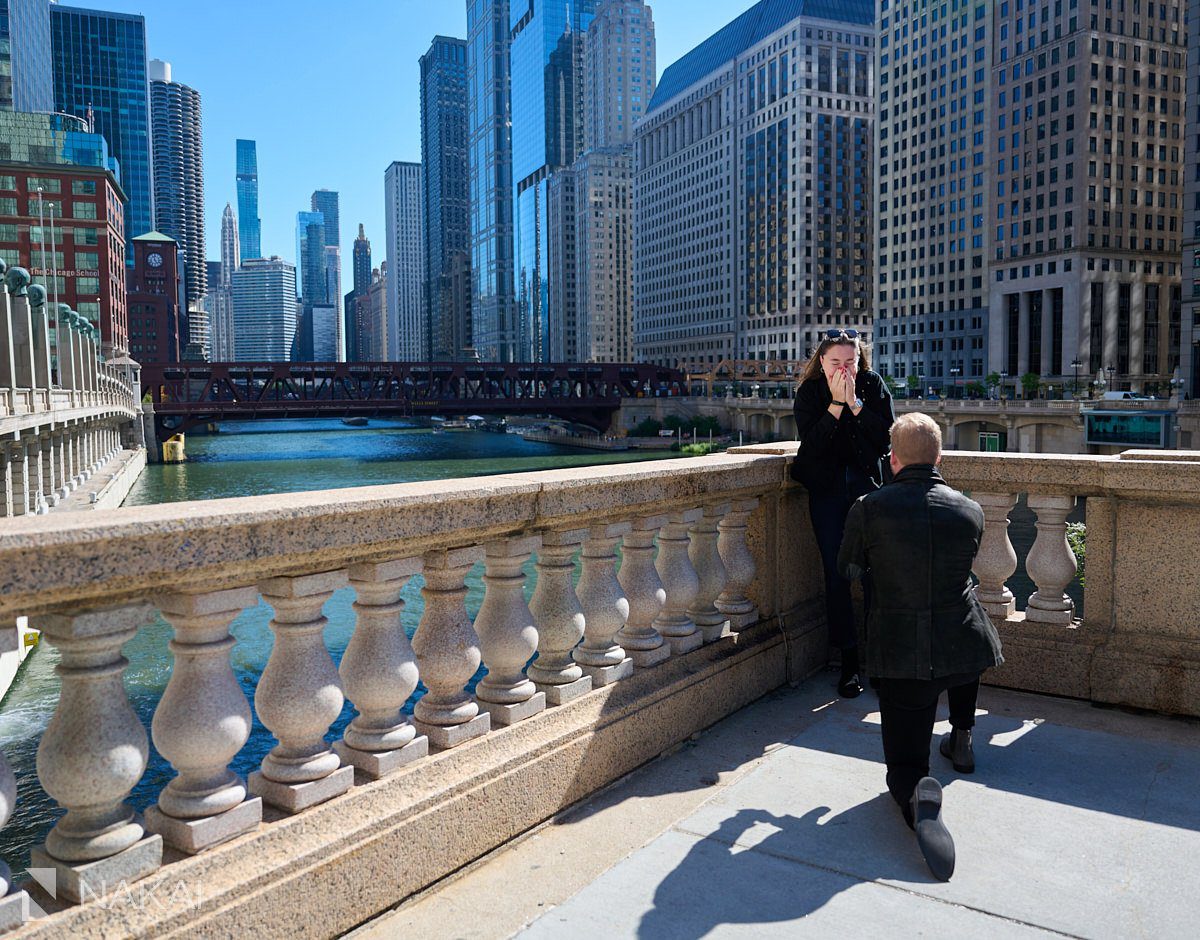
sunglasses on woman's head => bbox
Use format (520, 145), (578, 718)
(823, 328), (859, 340)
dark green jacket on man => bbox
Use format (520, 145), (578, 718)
(837, 464), (1003, 680)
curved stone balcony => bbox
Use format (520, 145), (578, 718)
(0, 446), (1196, 936)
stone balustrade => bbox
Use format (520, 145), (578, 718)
(0, 451), (827, 936)
(0, 447), (1196, 936)
(0, 261), (142, 518)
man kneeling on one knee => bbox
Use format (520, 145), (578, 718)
(837, 412), (1003, 881)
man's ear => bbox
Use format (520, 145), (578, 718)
(935, 453), (943, 467)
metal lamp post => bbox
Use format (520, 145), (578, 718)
(1070, 358), (1082, 398)
(949, 366), (961, 399)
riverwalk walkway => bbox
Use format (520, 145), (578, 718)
(356, 675), (1200, 939)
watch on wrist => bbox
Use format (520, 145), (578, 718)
(851, 397), (864, 410)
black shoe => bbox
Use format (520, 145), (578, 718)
(837, 673), (863, 698)
(910, 776), (955, 881)
(939, 728), (975, 774)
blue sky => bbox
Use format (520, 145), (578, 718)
(75, 0), (758, 274)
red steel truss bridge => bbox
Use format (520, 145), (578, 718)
(140, 361), (687, 436)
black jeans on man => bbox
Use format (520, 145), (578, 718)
(808, 466), (874, 650)
(877, 672), (982, 816)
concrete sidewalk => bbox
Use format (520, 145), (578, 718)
(353, 677), (1200, 940)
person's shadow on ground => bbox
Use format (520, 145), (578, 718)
(637, 797), (935, 939)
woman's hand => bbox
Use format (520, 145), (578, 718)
(835, 367), (855, 404)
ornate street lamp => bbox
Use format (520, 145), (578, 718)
(1070, 358), (1082, 398)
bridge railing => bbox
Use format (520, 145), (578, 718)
(0, 449), (822, 934)
(0, 262), (138, 423)
(1, 448), (1196, 934)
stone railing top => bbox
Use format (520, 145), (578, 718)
(731, 442), (1200, 502)
(0, 452), (786, 622)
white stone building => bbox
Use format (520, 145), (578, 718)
(385, 161), (424, 361)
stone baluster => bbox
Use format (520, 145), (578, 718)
(653, 509), (704, 655)
(39, 433), (58, 509)
(248, 571), (353, 813)
(616, 514), (671, 668)
(689, 502), (731, 643)
(32, 604), (162, 903)
(0, 747), (29, 929)
(716, 497), (760, 629)
(145, 587), (262, 853)
(334, 558), (429, 778)
(529, 529), (593, 705)
(475, 536), (546, 724)
(0, 450), (10, 517)
(7, 441), (28, 516)
(972, 492), (1019, 618)
(573, 522), (633, 686)
(412, 547), (491, 748)
(1025, 495), (1078, 624)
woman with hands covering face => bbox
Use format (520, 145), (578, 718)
(791, 330), (896, 697)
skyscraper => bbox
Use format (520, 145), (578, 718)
(149, 59), (206, 306)
(510, 0), (596, 361)
(1186, 0), (1200, 400)
(877, 2), (1185, 401)
(211, 203), (239, 360)
(550, 0), (654, 362)
(873, 0), (990, 391)
(345, 223), (372, 361)
(421, 35), (471, 360)
(466, 0), (516, 362)
(352, 223), (372, 295)
(236, 139), (261, 261)
(51, 4), (153, 244)
(384, 160), (424, 361)
(296, 210), (326, 304)
(231, 257), (297, 361)
(987, 4), (1184, 398)
(0, 0), (52, 112)
(311, 189), (340, 248)
(633, 0), (875, 368)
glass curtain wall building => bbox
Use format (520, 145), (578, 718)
(466, 0), (516, 362)
(421, 35), (471, 361)
(1, 0), (52, 111)
(509, 0), (595, 362)
(50, 5), (153, 247)
(235, 138), (261, 261)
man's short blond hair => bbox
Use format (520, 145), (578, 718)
(891, 412), (942, 466)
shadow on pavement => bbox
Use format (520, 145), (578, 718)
(637, 798), (927, 939)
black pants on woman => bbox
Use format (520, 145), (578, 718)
(808, 466), (874, 651)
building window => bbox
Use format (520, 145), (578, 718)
(26, 176), (61, 194)
(73, 202), (98, 220)
(72, 179), (97, 196)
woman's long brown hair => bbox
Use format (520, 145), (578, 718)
(797, 336), (873, 385)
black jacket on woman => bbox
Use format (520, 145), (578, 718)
(837, 465), (1004, 680)
(791, 369), (895, 494)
